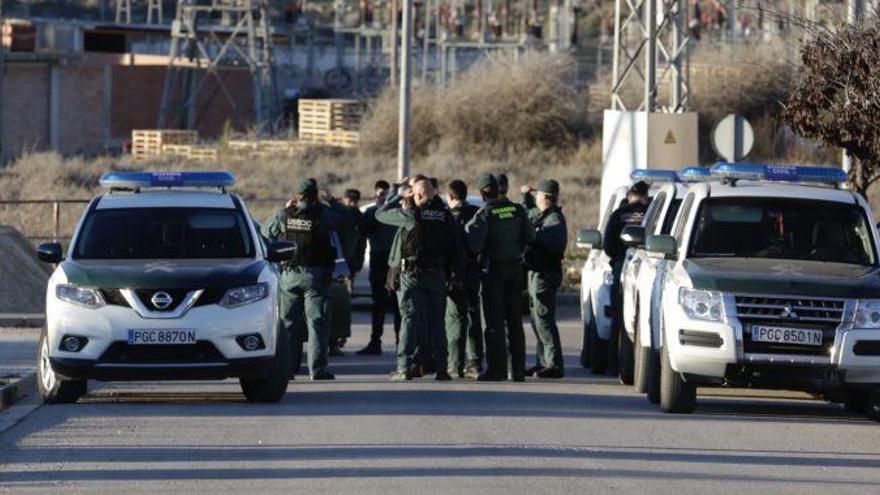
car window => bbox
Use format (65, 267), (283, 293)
(75, 207), (254, 259)
(688, 198), (876, 265)
(660, 199), (683, 235)
(643, 192), (666, 234)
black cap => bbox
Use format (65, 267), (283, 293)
(476, 173), (498, 190)
(536, 179), (560, 196)
(296, 178), (318, 195)
(495, 173), (509, 193)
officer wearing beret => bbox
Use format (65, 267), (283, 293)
(466, 173), (534, 381)
(262, 178), (340, 381)
(522, 179), (568, 378)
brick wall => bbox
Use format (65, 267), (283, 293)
(2, 64), (50, 160)
(56, 65), (107, 155)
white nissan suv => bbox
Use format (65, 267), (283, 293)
(36, 171), (295, 404)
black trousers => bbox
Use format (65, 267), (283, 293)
(369, 251), (401, 344)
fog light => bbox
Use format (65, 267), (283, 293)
(236, 334), (265, 351)
(60, 335), (87, 352)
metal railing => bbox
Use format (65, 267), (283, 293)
(0, 198), (295, 243)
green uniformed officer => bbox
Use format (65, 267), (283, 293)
(444, 179), (484, 379)
(378, 177), (461, 381)
(262, 178), (339, 381)
(357, 180), (402, 355)
(465, 173), (534, 381)
(522, 180), (568, 378)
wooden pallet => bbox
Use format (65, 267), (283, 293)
(160, 144), (193, 158)
(188, 146), (219, 161)
(298, 99), (364, 133)
(299, 129), (360, 148)
(132, 129), (198, 160)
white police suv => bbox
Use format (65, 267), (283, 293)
(36, 172), (296, 404)
(647, 163), (880, 419)
(576, 185), (629, 373)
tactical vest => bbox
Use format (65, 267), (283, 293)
(524, 207), (564, 273)
(400, 200), (451, 270)
(283, 205), (333, 267)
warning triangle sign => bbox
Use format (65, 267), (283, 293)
(664, 131), (677, 144)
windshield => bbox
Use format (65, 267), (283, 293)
(74, 208), (254, 259)
(689, 198), (876, 266)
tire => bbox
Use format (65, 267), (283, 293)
(660, 344), (696, 414)
(633, 321), (649, 393)
(240, 328), (291, 403)
(291, 330), (304, 377)
(580, 306), (591, 368)
(864, 390), (880, 422)
(645, 348), (661, 404)
(618, 323), (635, 385)
(844, 390), (870, 414)
(37, 328), (86, 404)
(588, 319), (607, 375)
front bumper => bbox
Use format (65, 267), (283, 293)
(46, 296), (278, 380)
(666, 301), (880, 392)
(50, 356), (275, 381)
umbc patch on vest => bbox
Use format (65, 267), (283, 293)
(491, 205), (518, 220)
(287, 218), (313, 232)
(420, 209), (447, 221)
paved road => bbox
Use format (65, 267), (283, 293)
(0, 328), (39, 380)
(2, 308), (880, 493)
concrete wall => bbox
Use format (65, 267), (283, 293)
(2, 64), (51, 158)
(1, 56), (256, 160)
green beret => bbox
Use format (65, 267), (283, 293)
(296, 178), (318, 195)
(476, 173), (498, 190)
(537, 179), (560, 196)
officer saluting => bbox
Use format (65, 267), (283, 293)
(466, 173), (534, 382)
(522, 180), (568, 378)
(378, 177), (461, 381)
(262, 179), (340, 381)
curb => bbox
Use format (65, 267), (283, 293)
(0, 314), (44, 327)
(0, 372), (37, 410)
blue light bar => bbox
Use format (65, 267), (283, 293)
(709, 163), (846, 185)
(678, 167), (713, 182)
(630, 169), (680, 184)
(99, 171), (236, 189)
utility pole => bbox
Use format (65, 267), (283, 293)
(398, 0), (413, 179)
(391, 0), (399, 87)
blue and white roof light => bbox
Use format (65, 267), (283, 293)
(709, 162), (846, 185)
(99, 171), (236, 190)
(678, 167), (713, 182)
(629, 169), (680, 184)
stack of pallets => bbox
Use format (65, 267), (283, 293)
(227, 139), (299, 158)
(132, 130), (199, 161)
(298, 99), (364, 148)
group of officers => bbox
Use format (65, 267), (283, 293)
(261, 172), (568, 382)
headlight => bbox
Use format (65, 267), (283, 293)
(603, 270), (615, 286)
(855, 299), (880, 328)
(220, 283), (269, 308)
(56, 284), (104, 309)
(678, 288), (725, 322)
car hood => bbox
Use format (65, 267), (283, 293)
(683, 258), (880, 298)
(60, 259), (266, 289)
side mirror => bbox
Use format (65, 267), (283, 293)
(36, 242), (63, 264)
(576, 229), (602, 249)
(646, 235), (677, 258)
(267, 241), (297, 263)
(620, 225), (646, 247)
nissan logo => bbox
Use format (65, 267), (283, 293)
(150, 291), (174, 310)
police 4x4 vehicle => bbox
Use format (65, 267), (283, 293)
(647, 163), (880, 419)
(618, 170), (687, 389)
(576, 185), (629, 373)
(36, 172), (296, 404)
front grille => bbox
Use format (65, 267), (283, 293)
(99, 341), (224, 363)
(736, 295), (844, 357)
(100, 289), (129, 307)
(735, 295), (844, 323)
(134, 289), (190, 312)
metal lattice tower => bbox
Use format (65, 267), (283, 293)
(610, 0), (690, 112)
(157, 0), (279, 134)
